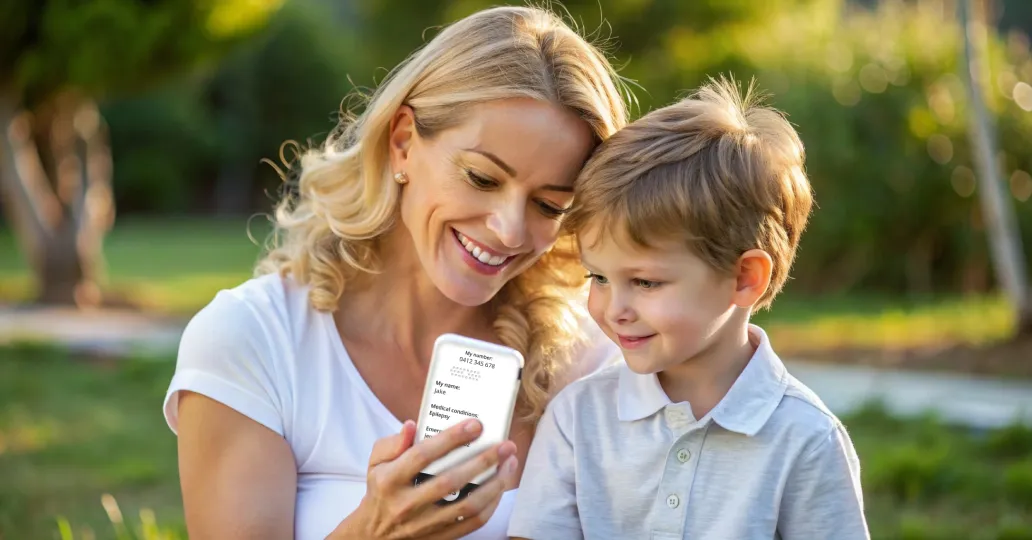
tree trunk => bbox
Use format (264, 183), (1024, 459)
(958, 0), (1032, 337)
(0, 90), (115, 308)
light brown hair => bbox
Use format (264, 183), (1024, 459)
(566, 75), (813, 309)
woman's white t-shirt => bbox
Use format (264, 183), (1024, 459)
(162, 273), (617, 540)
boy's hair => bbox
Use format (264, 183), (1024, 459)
(565, 75), (813, 309)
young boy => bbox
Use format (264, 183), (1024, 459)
(507, 77), (870, 540)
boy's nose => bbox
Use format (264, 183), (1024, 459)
(605, 294), (637, 325)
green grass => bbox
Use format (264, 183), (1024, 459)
(2, 345), (1031, 539)
(754, 293), (1015, 354)
(0, 344), (186, 539)
(0, 217), (1017, 350)
(0, 217), (271, 315)
(848, 402), (1032, 539)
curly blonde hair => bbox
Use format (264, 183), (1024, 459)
(256, 5), (629, 421)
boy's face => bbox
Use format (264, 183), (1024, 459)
(579, 224), (739, 375)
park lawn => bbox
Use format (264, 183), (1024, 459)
(0, 217), (1018, 354)
(0, 344), (186, 540)
(0, 217), (271, 316)
(2, 345), (1032, 540)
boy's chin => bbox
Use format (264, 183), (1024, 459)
(622, 354), (665, 375)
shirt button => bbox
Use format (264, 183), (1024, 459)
(676, 448), (691, 463)
(666, 494), (680, 509)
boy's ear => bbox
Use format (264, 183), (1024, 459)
(732, 249), (773, 309)
(389, 105), (418, 172)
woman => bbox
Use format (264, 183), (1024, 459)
(162, 6), (628, 539)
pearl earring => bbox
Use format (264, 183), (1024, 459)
(393, 171), (408, 184)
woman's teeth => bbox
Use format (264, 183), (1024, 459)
(457, 232), (508, 266)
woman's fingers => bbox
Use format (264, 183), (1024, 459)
(409, 440), (516, 508)
(411, 455), (520, 540)
(388, 419), (484, 481)
(368, 420), (416, 467)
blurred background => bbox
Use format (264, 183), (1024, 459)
(2, 0), (1032, 538)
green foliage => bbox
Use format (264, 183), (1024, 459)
(985, 421), (1032, 460)
(347, 0), (1032, 297)
(1004, 460), (1032, 508)
(26, 0), (1031, 298)
(103, 82), (221, 213)
(0, 0), (282, 105)
(101, 0), (357, 213)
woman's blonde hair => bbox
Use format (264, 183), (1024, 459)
(256, 5), (629, 421)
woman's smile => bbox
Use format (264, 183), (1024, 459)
(453, 228), (517, 275)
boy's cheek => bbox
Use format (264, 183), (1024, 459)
(585, 288), (607, 328)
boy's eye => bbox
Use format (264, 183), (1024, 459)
(464, 169), (497, 189)
(634, 279), (661, 289)
(584, 272), (608, 285)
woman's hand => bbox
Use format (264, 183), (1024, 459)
(330, 418), (520, 540)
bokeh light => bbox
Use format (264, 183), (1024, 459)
(1011, 170), (1032, 201)
(927, 134), (954, 164)
(952, 166), (976, 197)
(1013, 81), (1032, 111)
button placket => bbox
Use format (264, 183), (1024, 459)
(651, 423), (704, 539)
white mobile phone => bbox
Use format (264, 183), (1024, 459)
(412, 333), (524, 505)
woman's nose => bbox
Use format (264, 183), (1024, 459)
(486, 199), (527, 250)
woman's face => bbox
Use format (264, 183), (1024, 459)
(390, 98), (594, 307)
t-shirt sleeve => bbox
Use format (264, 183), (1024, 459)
(507, 389), (583, 539)
(778, 421), (870, 539)
(163, 290), (286, 438)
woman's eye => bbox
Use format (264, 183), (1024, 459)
(585, 272), (608, 285)
(634, 279), (661, 289)
(537, 201), (570, 219)
(464, 169), (497, 189)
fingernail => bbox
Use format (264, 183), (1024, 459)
(504, 456), (518, 475)
(498, 442), (516, 459)
(465, 420), (481, 433)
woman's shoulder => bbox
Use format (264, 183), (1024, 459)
(166, 273), (317, 435)
(191, 272), (312, 329)
(176, 272), (319, 368)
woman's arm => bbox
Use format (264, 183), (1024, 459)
(177, 391), (298, 539)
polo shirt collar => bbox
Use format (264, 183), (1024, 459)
(616, 325), (789, 436)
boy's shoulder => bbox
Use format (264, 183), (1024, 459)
(543, 361), (626, 428)
(552, 360), (624, 407)
(769, 365), (848, 444)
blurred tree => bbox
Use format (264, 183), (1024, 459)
(959, 0), (1031, 335)
(0, 0), (282, 307)
(98, 0), (359, 217)
(205, 0), (357, 216)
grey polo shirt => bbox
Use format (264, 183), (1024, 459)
(508, 326), (869, 540)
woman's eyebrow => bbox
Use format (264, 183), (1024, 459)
(463, 148), (517, 177)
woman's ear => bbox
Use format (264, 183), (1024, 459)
(731, 249), (773, 309)
(389, 105), (418, 172)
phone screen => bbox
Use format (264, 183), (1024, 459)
(414, 336), (522, 499)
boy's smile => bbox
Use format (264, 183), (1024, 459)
(615, 333), (656, 349)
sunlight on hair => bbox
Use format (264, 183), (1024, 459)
(568, 74), (812, 310)
(253, 5), (631, 422)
